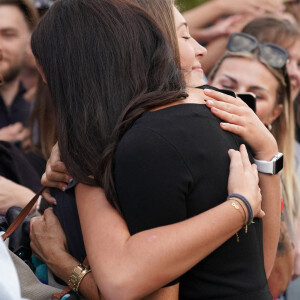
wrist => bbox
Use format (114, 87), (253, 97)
(253, 142), (278, 161)
(47, 251), (79, 283)
(68, 263), (91, 293)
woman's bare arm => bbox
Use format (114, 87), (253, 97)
(268, 217), (294, 297)
(76, 146), (263, 300)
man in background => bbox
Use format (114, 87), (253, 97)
(0, 0), (38, 143)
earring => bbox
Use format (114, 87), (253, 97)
(267, 123), (272, 131)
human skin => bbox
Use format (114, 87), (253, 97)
(0, 5), (32, 143)
(31, 7), (280, 300)
(210, 57), (283, 126)
(210, 56), (292, 297)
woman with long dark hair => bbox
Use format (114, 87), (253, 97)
(30, 0), (279, 299)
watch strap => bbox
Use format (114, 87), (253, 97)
(68, 263), (91, 293)
(253, 152), (283, 174)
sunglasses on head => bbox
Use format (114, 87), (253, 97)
(227, 33), (289, 70)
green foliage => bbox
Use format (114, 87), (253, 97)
(176, 0), (209, 12)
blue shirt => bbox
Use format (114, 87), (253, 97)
(0, 83), (31, 129)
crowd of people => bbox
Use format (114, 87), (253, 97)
(0, 0), (300, 299)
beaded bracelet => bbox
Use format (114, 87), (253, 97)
(227, 193), (253, 226)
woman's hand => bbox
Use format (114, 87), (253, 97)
(228, 144), (264, 219)
(30, 208), (74, 276)
(0, 176), (35, 215)
(41, 142), (72, 204)
(204, 89), (278, 160)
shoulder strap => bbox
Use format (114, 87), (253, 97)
(1, 187), (46, 241)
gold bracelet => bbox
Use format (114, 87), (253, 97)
(228, 197), (248, 226)
(227, 199), (246, 243)
(227, 199), (246, 224)
(68, 263), (91, 293)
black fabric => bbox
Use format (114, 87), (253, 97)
(0, 141), (41, 193)
(0, 83), (31, 128)
(0, 206), (34, 271)
(25, 152), (47, 178)
(114, 103), (271, 299)
(51, 181), (86, 263)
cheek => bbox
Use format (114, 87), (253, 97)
(255, 102), (273, 124)
(178, 41), (194, 70)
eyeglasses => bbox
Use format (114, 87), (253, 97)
(227, 33), (289, 70)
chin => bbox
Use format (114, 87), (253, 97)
(187, 75), (206, 87)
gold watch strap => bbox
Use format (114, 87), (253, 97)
(68, 263), (91, 293)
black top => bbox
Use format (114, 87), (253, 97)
(0, 83), (31, 128)
(114, 104), (271, 299)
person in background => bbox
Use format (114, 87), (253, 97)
(209, 26), (298, 298)
(183, 0), (285, 75)
(30, 0), (279, 299)
(241, 17), (300, 297)
(0, 0), (38, 144)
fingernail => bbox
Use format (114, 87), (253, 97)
(61, 184), (67, 192)
(204, 89), (212, 94)
(52, 199), (57, 205)
(68, 177), (73, 183)
(207, 100), (214, 106)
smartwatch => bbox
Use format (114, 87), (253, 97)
(253, 152), (283, 174)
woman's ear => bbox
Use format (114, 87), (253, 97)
(35, 60), (47, 84)
(268, 104), (284, 125)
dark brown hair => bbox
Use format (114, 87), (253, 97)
(31, 0), (186, 208)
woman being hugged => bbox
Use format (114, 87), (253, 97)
(30, 0), (279, 299)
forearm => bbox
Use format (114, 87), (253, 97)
(46, 251), (101, 300)
(259, 172), (281, 277)
(76, 186), (246, 300)
(268, 219), (294, 297)
(183, 0), (224, 30)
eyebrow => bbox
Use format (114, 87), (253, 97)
(222, 74), (268, 92)
(177, 22), (187, 30)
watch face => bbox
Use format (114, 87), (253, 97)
(275, 154), (284, 174)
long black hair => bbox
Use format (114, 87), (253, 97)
(31, 0), (187, 208)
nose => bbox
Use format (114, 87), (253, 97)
(288, 60), (300, 85)
(192, 38), (207, 58)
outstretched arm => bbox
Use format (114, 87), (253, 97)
(183, 0), (284, 32)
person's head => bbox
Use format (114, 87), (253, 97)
(286, 1), (300, 25)
(173, 6), (207, 87)
(31, 0), (186, 194)
(242, 16), (300, 102)
(210, 32), (298, 221)
(131, 0), (207, 87)
(0, 0), (38, 84)
(210, 33), (289, 135)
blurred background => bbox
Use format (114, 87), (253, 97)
(177, 0), (208, 11)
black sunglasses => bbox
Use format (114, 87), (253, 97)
(227, 33), (289, 70)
